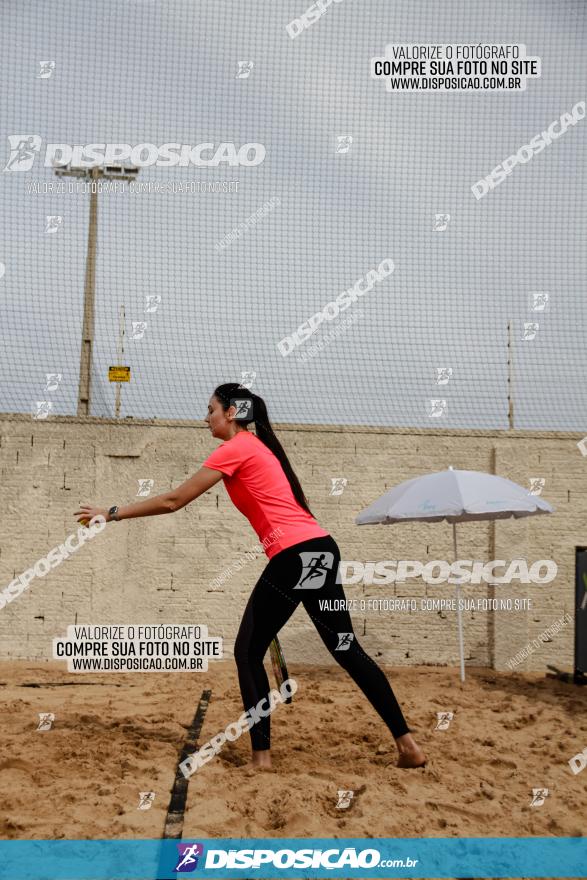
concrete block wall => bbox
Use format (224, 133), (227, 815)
(0, 414), (584, 674)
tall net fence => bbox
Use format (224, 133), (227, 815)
(0, 0), (585, 429)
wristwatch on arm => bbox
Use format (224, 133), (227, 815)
(108, 506), (120, 522)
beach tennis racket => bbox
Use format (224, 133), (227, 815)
(269, 636), (292, 704)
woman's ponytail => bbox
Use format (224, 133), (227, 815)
(212, 383), (314, 516)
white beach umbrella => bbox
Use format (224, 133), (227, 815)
(355, 466), (554, 681)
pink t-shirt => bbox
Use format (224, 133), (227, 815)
(202, 430), (329, 558)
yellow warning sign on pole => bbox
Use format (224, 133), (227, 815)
(108, 366), (131, 382)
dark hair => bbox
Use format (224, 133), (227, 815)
(212, 383), (314, 516)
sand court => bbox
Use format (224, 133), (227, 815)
(1, 659), (585, 848)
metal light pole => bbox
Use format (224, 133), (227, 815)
(507, 319), (515, 429)
(114, 304), (126, 419)
(54, 162), (139, 416)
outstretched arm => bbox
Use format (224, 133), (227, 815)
(74, 467), (223, 524)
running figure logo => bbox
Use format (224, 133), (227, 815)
(230, 398), (253, 420)
(434, 711), (454, 731)
(236, 61), (254, 78)
(336, 135), (353, 154)
(531, 292), (549, 312)
(33, 401), (52, 420)
(137, 791), (155, 810)
(131, 321), (147, 340)
(435, 367), (453, 385)
(330, 477), (347, 496)
(335, 633), (354, 651)
(528, 477), (545, 496)
(36, 713), (55, 731)
(45, 373), (62, 392)
(240, 370), (256, 389)
(433, 213), (450, 231)
(3, 135), (42, 172)
(293, 552), (335, 589)
(37, 61), (56, 79)
(45, 215), (62, 234)
(529, 788), (549, 807)
(175, 843), (204, 872)
(427, 398), (446, 418)
(336, 790), (354, 809)
(144, 294), (161, 313)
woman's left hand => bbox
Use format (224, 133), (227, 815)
(74, 504), (109, 526)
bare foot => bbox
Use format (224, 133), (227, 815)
(251, 750), (272, 770)
(396, 748), (426, 768)
(395, 733), (427, 768)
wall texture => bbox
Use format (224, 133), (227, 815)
(0, 414), (584, 674)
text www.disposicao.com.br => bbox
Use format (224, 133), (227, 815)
(71, 657), (201, 671)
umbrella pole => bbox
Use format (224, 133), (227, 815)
(453, 522), (466, 682)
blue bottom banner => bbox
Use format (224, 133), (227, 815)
(0, 838), (586, 879)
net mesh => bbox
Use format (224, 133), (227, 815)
(0, 0), (585, 429)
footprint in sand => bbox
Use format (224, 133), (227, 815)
(267, 805), (287, 830)
(307, 770), (335, 781)
(0, 818), (27, 838)
(380, 774), (409, 794)
(503, 712), (538, 730)
(489, 756), (518, 770)
(479, 780), (496, 800)
(425, 800), (487, 822)
(0, 758), (35, 776)
(282, 811), (312, 833)
(218, 745), (248, 768)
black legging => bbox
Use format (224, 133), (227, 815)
(234, 534), (410, 750)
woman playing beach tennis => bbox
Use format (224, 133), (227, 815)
(75, 383), (426, 770)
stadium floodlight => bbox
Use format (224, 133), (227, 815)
(52, 163), (87, 178)
(53, 162), (139, 415)
(53, 162), (139, 180)
(104, 164), (139, 178)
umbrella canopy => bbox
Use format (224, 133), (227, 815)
(355, 466), (554, 525)
(355, 466), (555, 682)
